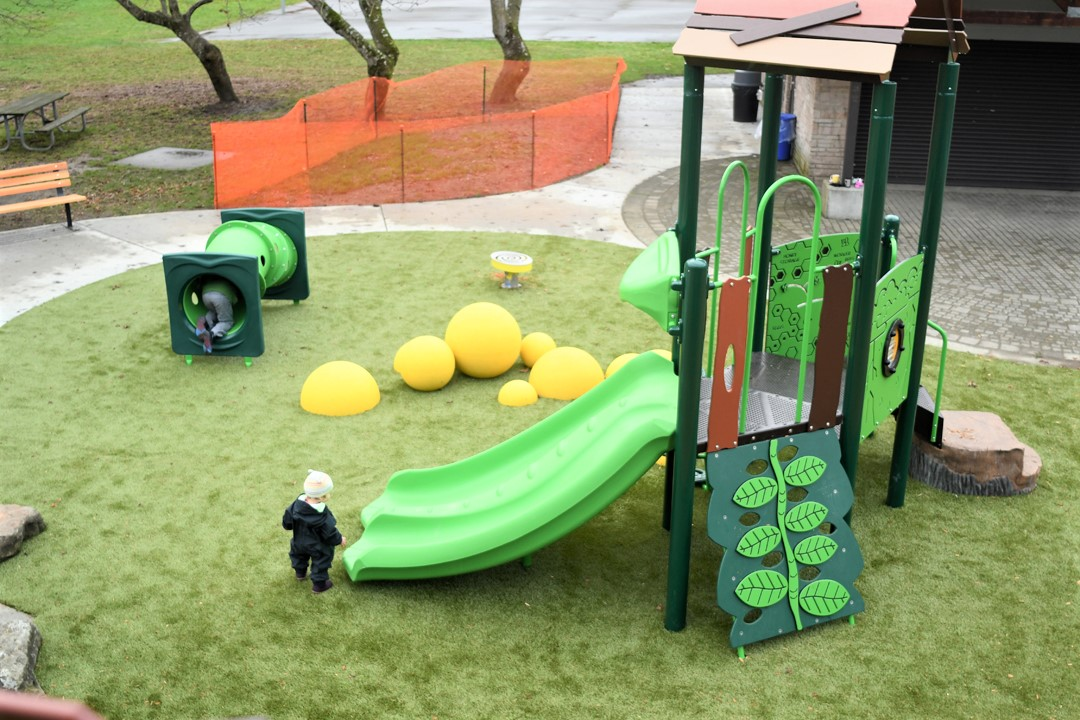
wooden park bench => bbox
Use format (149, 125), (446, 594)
(0, 161), (87, 228)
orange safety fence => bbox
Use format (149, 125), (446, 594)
(211, 58), (626, 209)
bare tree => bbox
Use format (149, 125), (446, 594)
(307, 0), (400, 79)
(113, 0), (239, 104)
(489, 0), (530, 104)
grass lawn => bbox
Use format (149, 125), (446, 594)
(0, 0), (686, 230)
(1, 231), (1078, 720)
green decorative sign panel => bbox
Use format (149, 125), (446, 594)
(706, 428), (864, 649)
(860, 254), (923, 439)
(765, 234), (859, 360)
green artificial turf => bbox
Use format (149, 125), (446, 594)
(1, 231), (1078, 720)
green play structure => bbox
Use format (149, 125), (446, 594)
(162, 208), (310, 365)
(346, 2), (965, 656)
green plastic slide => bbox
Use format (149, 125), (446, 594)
(344, 352), (679, 582)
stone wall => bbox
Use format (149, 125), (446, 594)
(789, 76), (852, 183)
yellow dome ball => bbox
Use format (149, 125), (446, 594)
(498, 379), (539, 407)
(393, 335), (456, 391)
(444, 302), (522, 378)
(605, 352), (639, 378)
(520, 332), (556, 368)
(529, 346), (604, 401)
(300, 361), (380, 416)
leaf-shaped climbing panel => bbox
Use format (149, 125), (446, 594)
(733, 476), (778, 509)
(793, 535), (838, 565)
(785, 501), (829, 533)
(799, 579), (851, 616)
(735, 570), (788, 608)
(736, 525), (782, 558)
(783, 456), (826, 487)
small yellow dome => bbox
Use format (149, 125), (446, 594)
(300, 361), (380, 416)
(393, 335), (456, 391)
(528, 346), (604, 401)
(605, 352), (639, 378)
(520, 332), (556, 368)
(498, 379), (539, 407)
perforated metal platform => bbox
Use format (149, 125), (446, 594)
(697, 352), (846, 445)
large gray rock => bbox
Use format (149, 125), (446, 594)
(0, 505), (45, 561)
(0, 604), (42, 692)
(911, 410), (1040, 496)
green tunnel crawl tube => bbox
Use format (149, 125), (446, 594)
(204, 220), (298, 297)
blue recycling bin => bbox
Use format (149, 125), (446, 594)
(778, 113), (796, 161)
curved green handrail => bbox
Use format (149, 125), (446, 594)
(751, 175), (825, 425)
(698, 160), (752, 378)
(926, 320), (948, 444)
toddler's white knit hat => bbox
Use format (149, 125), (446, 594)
(304, 469), (334, 498)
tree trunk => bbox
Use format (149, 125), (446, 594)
(489, 0), (531, 105)
(308, 0), (399, 79)
(113, 0), (238, 104)
(174, 24), (239, 103)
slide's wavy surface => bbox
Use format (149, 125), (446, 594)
(344, 352), (679, 581)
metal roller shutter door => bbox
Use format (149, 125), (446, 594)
(854, 40), (1080, 190)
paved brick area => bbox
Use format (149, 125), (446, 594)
(623, 157), (1080, 367)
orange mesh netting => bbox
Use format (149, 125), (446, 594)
(211, 58), (626, 209)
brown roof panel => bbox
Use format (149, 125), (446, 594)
(902, 28), (971, 54)
(693, 0), (917, 28)
(673, 27), (896, 82)
(687, 12), (904, 44)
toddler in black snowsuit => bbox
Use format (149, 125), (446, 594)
(283, 469), (346, 593)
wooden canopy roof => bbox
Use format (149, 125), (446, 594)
(673, 0), (970, 83)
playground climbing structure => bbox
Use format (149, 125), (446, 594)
(619, 0), (968, 652)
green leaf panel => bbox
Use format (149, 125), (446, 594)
(783, 456), (827, 487)
(792, 535), (838, 565)
(735, 525), (782, 558)
(784, 501), (829, 532)
(735, 570), (788, 608)
(732, 476), (778, 509)
(799, 579), (851, 616)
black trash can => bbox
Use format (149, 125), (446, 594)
(731, 70), (762, 123)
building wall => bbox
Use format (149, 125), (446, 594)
(791, 76), (851, 182)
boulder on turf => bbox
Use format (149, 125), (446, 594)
(0, 604), (42, 692)
(0, 506), (45, 562)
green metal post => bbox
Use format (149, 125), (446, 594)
(671, 64), (705, 373)
(888, 62), (960, 507)
(675, 64), (705, 268)
(839, 81), (896, 511)
(751, 73), (783, 350)
(665, 258), (709, 632)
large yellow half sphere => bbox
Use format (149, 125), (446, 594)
(444, 302), (522, 378)
(394, 335), (456, 391)
(520, 332), (556, 368)
(529, 346), (604, 401)
(300, 361), (381, 416)
(498, 379), (539, 407)
(605, 352), (639, 378)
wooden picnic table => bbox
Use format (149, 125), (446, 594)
(0, 91), (89, 152)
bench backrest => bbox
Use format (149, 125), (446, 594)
(0, 161), (73, 198)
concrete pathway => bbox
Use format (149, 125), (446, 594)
(203, 0), (694, 42)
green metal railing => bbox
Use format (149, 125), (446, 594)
(926, 320), (948, 444)
(752, 175), (825, 424)
(697, 160), (752, 377)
